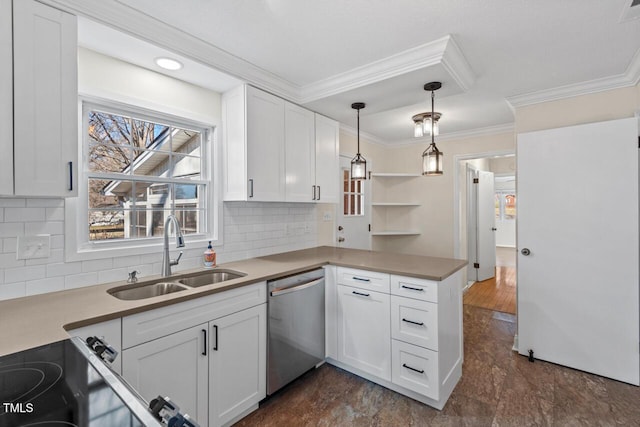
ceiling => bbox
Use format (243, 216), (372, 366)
(70, 0), (640, 144)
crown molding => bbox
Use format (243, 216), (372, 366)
(299, 35), (476, 103)
(391, 123), (515, 146)
(507, 47), (640, 108)
(44, 0), (301, 101)
(339, 124), (390, 147)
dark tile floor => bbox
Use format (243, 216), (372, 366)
(235, 306), (640, 426)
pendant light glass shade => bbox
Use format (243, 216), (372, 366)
(422, 143), (443, 175)
(420, 82), (443, 176)
(351, 102), (367, 180)
(423, 116), (439, 136)
(414, 119), (424, 138)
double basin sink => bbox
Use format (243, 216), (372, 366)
(108, 269), (246, 301)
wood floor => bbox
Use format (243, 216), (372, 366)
(234, 306), (640, 426)
(464, 266), (516, 314)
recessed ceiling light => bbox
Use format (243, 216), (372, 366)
(155, 57), (183, 71)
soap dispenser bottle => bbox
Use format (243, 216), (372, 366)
(203, 241), (216, 268)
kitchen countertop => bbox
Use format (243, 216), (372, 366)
(0, 246), (466, 357)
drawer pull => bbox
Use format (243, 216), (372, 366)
(402, 318), (424, 326)
(402, 363), (424, 374)
(213, 325), (218, 351)
(352, 276), (371, 282)
(352, 291), (370, 297)
(201, 329), (207, 356)
(401, 284), (424, 291)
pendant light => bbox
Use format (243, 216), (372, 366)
(351, 102), (367, 180)
(421, 82), (443, 176)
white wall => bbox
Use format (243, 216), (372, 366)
(0, 49), (319, 301)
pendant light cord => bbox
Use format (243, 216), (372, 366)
(431, 89), (435, 146)
(357, 107), (361, 154)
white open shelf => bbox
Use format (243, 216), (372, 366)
(371, 230), (421, 236)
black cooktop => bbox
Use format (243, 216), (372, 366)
(0, 339), (147, 427)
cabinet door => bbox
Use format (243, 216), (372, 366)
(246, 86), (284, 201)
(337, 285), (391, 381)
(68, 318), (123, 375)
(285, 102), (315, 202)
(122, 324), (209, 427)
(0, 0), (12, 195)
(210, 304), (266, 427)
(13, 0), (77, 197)
(314, 114), (339, 203)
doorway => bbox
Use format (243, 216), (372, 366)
(335, 155), (371, 250)
(454, 152), (516, 315)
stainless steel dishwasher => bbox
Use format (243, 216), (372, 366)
(267, 268), (325, 395)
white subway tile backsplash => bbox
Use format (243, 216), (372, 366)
(26, 277), (64, 296)
(5, 265), (46, 283)
(4, 208), (46, 223)
(0, 199), (319, 301)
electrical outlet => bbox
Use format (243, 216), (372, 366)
(16, 235), (51, 260)
(323, 211), (333, 221)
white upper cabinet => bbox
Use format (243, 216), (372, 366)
(314, 114), (339, 203)
(12, 0), (78, 197)
(285, 102), (315, 202)
(223, 85), (339, 203)
(222, 85), (285, 201)
(0, 0), (12, 195)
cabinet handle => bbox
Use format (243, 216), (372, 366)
(402, 363), (424, 374)
(248, 179), (254, 198)
(401, 284), (424, 292)
(68, 161), (73, 191)
(402, 318), (425, 326)
(201, 329), (207, 356)
(213, 325), (218, 351)
(352, 290), (370, 297)
(317, 186), (320, 200)
(352, 276), (370, 282)
(312, 185), (316, 200)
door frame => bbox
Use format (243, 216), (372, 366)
(335, 153), (372, 250)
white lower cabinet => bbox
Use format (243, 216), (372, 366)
(210, 304), (266, 427)
(337, 284), (391, 381)
(121, 282), (267, 427)
(391, 339), (439, 399)
(122, 324), (209, 424)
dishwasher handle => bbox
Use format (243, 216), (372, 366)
(270, 278), (323, 297)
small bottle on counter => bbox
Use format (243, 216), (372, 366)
(203, 241), (216, 268)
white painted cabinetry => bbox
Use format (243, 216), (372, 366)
(121, 282), (267, 427)
(337, 284), (391, 380)
(11, 0), (77, 197)
(284, 103), (316, 202)
(0, 0), (12, 195)
(209, 304), (266, 427)
(328, 266), (463, 410)
(314, 114), (340, 203)
(222, 85), (339, 203)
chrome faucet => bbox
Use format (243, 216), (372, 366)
(162, 214), (185, 277)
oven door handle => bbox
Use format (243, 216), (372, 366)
(270, 278), (324, 297)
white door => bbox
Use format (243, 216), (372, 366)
(337, 285), (391, 380)
(517, 117), (639, 385)
(122, 324), (209, 426)
(337, 156), (371, 250)
(210, 304), (266, 427)
(476, 170), (496, 281)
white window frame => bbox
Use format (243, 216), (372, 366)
(65, 97), (222, 262)
(495, 190), (516, 222)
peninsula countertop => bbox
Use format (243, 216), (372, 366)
(0, 246), (467, 356)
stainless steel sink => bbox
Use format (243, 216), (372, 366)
(108, 282), (188, 300)
(178, 269), (246, 288)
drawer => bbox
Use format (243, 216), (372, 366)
(391, 296), (438, 351)
(123, 281), (266, 349)
(392, 339), (439, 400)
(391, 275), (438, 303)
(337, 267), (390, 294)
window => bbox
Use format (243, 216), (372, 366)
(343, 169), (364, 216)
(71, 100), (216, 257)
(495, 191), (516, 221)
